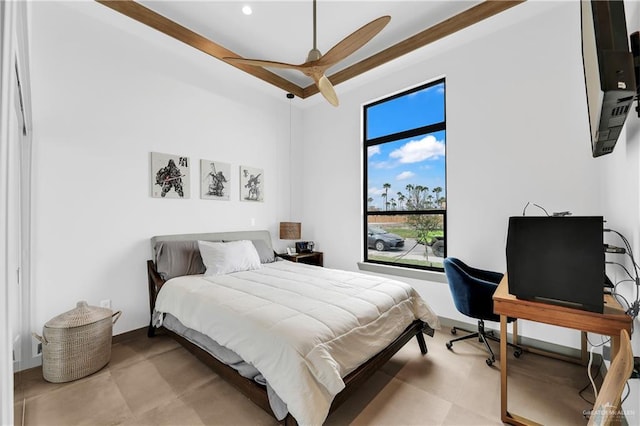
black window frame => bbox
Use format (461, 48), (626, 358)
(363, 78), (447, 272)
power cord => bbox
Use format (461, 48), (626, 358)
(606, 262), (635, 281)
(521, 201), (550, 216)
(521, 201), (574, 217)
(604, 228), (640, 319)
(588, 344), (599, 402)
(580, 335), (610, 405)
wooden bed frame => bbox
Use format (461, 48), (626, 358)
(146, 231), (432, 425)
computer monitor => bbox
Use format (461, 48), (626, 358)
(506, 216), (604, 313)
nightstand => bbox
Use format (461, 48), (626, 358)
(277, 251), (324, 267)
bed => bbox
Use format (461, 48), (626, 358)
(146, 230), (440, 425)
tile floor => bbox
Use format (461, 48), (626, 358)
(16, 327), (599, 425)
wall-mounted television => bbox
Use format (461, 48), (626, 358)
(581, 0), (637, 157)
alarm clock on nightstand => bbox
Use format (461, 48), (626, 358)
(295, 241), (315, 253)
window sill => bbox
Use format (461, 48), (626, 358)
(357, 262), (447, 283)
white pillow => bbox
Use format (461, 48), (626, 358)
(198, 240), (262, 276)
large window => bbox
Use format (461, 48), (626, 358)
(363, 79), (446, 271)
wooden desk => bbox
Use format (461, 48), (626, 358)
(493, 276), (632, 426)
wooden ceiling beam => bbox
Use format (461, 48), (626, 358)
(96, 0), (524, 102)
(96, 0), (305, 98)
(303, 0), (525, 98)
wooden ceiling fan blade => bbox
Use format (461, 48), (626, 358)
(317, 74), (339, 107)
(318, 15), (391, 68)
(224, 57), (303, 71)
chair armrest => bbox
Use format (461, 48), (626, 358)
(466, 266), (503, 284)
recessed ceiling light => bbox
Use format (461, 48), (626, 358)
(242, 5), (252, 16)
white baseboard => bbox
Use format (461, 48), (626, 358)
(14, 355), (41, 373)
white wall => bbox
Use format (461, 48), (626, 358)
(28, 1), (302, 337)
(300, 0), (635, 350)
(26, 0), (640, 364)
(20, 0), (640, 418)
(599, 0), (640, 418)
(1, 2), (16, 423)
(2, 1), (33, 423)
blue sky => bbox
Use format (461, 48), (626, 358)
(366, 82), (446, 210)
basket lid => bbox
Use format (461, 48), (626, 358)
(45, 301), (112, 329)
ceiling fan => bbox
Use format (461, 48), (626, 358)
(224, 0), (390, 107)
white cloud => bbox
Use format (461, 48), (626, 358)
(368, 187), (386, 196)
(370, 159), (394, 169)
(396, 171), (415, 180)
(389, 135), (444, 164)
(368, 146), (381, 157)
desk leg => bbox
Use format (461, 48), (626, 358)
(500, 314), (508, 423)
(500, 316), (539, 426)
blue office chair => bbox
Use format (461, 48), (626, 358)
(443, 257), (522, 366)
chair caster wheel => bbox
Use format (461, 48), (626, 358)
(446, 342), (453, 350)
(514, 350), (522, 358)
(486, 358), (493, 366)
(450, 327), (457, 335)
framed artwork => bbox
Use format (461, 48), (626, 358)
(239, 165), (264, 202)
(201, 159), (231, 200)
(150, 152), (190, 199)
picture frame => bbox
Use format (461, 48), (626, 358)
(200, 159), (231, 200)
(239, 165), (264, 202)
(151, 152), (190, 199)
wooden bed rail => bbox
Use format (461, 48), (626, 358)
(146, 258), (432, 424)
(147, 260), (165, 337)
(160, 319), (428, 425)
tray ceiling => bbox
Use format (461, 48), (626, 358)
(97, 0), (525, 101)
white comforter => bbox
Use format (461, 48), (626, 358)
(154, 261), (439, 425)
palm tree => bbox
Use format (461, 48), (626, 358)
(405, 184), (415, 210)
(382, 183), (391, 211)
(397, 192), (406, 210)
(433, 187), (443, 207)
(367, 197), (374, 211)
(407, 185), (428, 209)
(404, 183), (413, 210)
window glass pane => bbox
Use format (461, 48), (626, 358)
(367, 131), (446, 212)
(366, 82), (445, 140)
(366, 214), (445, 269)
(364, 78), (446, 272)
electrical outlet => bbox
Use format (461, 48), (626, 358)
(100, 299), (111, 309)
(32, 339), (42, 357)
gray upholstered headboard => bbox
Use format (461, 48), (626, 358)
(150, 230), (274, 280)
(151, 230), (273, 260)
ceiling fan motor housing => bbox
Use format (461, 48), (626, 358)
(306, 48), (322, 62)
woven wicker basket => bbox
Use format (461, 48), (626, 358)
(33, 301), (121, 383)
